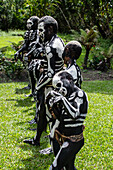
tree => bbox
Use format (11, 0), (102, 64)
(0, 0), (112, 38)
(0, 0), (26, 31)
(78, 0), (113, 38)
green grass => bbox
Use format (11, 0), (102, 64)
(0, 80), (113, 169)
(0, 30), (24, 47)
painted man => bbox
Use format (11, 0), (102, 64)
(62, 40), (83, 89)
(23, 16), (65, 146)
(46, 71), (88, 170)
(14, 16), (39, 91)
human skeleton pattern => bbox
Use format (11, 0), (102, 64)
(15, 16), (39, 67)
(29, 34), (65, 145)
(46, 71), (88, 169)
(21, 16), (88, 169)
(66, 60), (82, 88)
(23, 29), (39, 64)
(32, 34), (65, 91)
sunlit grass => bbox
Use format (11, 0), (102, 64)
(0, 80), (113, 169)
(0, 30), (24, 48)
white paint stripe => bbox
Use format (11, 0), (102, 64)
(62, 98), (79, 118)
(65, 123), (83, 127)
(80, 113), (87, 117)
(64, 119), (73, 121)
(50, 119), (60, 138)
(64, 118), (84, 121)
(76, 118), (84, 121)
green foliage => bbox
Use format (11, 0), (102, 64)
(0, 80), (113, 169)
(10, 40), (24, 51)
(0, 53), (24, 78)
(0, 30), (112, 72)
(107, 44), (113, 58)
(88, 47), (105, 68)
(0, 31), (24, 78)
(79, 27), (99, 68)
(0, 0), (113, 39)
(0, 40), (24, 78)
(79, 26), (98, 49)
(88, 42), (113, 71)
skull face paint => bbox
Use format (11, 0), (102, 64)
(56, 80), (68, 96)
(38, 22), (45, 42)
(52, 74), (68, 97)
(27, 19), (33, 30)
(52, 71), (75, 97)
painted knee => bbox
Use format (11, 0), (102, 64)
(49, 165), (53, 170)
(49, 164), (59, 170)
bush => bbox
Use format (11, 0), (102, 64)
(88, 44), (113, 71)
(0, 52), (24, 79)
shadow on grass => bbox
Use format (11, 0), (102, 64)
(15, 87), (30, 95)
(6, 97), (35, 107)
(15, 115), (36, 126)
(19, 131), (53, 169)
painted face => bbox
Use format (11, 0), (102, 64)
(38, 22), (45, 42)
(63, 47), (70, 64)
(52, 71), (74, 97)
(52, 74), (67, 96)
(64, 56), (71, 64)
(27, 19), (33, 30)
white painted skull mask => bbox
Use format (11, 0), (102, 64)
(38, 22), (45, 42)
(38, 16), (58, 43)
(27, 16), (39, 30)
(52, 71), (75, 97)
(27, 19), (33, 30)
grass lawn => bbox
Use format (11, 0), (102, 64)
(0, 80), (113, 170)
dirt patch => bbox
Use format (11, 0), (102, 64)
(0, 69), (28, 83)
(81, 69), (113, 81)
(0, 69), (113, 83)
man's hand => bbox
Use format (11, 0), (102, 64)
(46, 90), (61, 103)
(14, 51), (23, 61)
(46, 90), (62, 108)
(33, 89), (38, 102)
(14, 51), (20, 61)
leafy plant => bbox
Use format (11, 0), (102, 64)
(0, 49), (24, 78)
(89, 44), (113, 71)
(79, 26), (98, 69)
(9, 40), (24, 51)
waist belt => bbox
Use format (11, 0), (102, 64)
(55, 129), (84, 145)
(46, 84), (52, 87)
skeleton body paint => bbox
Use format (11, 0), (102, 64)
(46, 71), (88, 169)
(14, 16), (39, 93)
(63, 41), (83, 89)
(23, 16), (65, 148)
(35, 35), (64, 91)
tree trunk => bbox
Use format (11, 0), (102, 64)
(83, 48), (90, 69)
(96, 22), (106, 38)
(107, 57), (112, 69)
